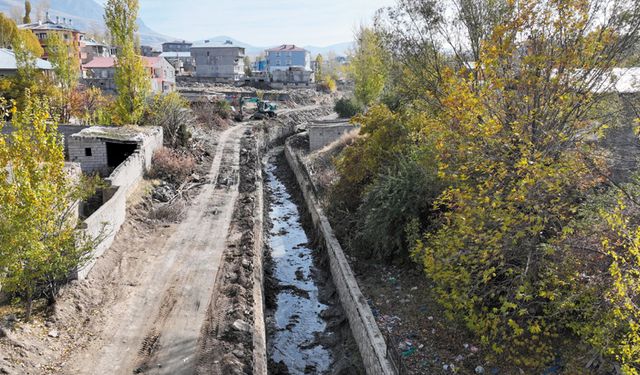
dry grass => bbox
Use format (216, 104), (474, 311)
(306, 128), (360, 193)
(151, 147), (196, 184)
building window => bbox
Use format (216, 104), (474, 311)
(276, 60), (280, 65)
(85, 148), (92, 157)
(276, 52), (280, 57)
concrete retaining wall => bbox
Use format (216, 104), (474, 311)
(77, 129), (163, 280)
(284, 136), (396, 375)
(308, 120), (356, 151)
(77, 186), (126, 280)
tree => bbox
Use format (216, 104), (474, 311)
(23, 1), (31, 24)
(349, 27), (388, 107)
(104, 0), (149, 125)
(338, 0), (640, 371)
(70, 86), (113, 125)
(34, 0), (50, 22)
(144, 92), (194, 148)
(46, 31), (79, 122)
(9, 6), (22, 23)
(0, 93), (98, 320)
(243, 56), (252, 77)
(46, 29), (79, 92)
(315, 54), (324, 82)
(402, 0), (640, 368)
(0, 14), (41, 55)
(0, 13), (18, 48)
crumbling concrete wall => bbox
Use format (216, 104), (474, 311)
(77, 129), (163, 280)
(284, 136), (397, 375)
(77, 186), (125, 280)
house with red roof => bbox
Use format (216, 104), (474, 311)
(82, 56), (175, 94)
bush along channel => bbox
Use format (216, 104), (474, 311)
(264, 150), (364, 375)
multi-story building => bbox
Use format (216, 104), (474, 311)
(191, 40), (245, 82)
(80, 39), (111, 65)
(162, 41), (193, 53)
(19, 14), (84, 67)
(82, 56), (176, 94)
(265, 44), (313, 84)
(265, 45), (311, 73)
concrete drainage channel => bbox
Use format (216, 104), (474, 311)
(263, 150), (363, 374)
(204, 109), (396, 375)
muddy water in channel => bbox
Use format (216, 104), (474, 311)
(265, 152), (363, 375)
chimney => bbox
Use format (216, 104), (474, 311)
(69, 19), (73, 27)
(45, 12), (50, 22)
(56, 16), (60, 24)
(62, 17), (66, 25)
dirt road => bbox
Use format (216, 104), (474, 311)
(60, 124), (246, 375)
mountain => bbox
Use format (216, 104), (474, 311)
(194, 35), (265, 56)
(197, 36), (353, 57)
(0, 0), (172, 46)
(304, 42), (354, 57)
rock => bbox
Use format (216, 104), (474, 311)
(0, 327), (6, 338)
(232, 349), (245, 358)
(476, 366), (485, 374)
(232, 320), (251, 333)
(48, 330), (59, 338)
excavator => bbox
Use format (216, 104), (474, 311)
(234, 95), (278, 121)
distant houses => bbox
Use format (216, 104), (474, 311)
(82, 56), (176, 94)
(191, 40), (246, 82)
(19, 14), (84, 68)
(16, 13), (325, 89)
(161, 41), (195, 76)
(264, 45), (314, 86)
(0, 48), (52, 77)
(265, 44), (312, 72)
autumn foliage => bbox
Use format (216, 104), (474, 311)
(332, 0), (640, 372)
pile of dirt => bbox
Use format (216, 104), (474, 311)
(194, 129), (261, 375)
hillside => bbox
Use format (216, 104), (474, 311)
(196, 35), (353, 57)
(0, 0), (171, 46)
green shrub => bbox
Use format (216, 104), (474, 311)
(354, 156), (443, 261)
(144, 93), (194, 148)
(334, 97), (363, 118)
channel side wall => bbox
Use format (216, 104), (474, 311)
(284, 136), (397, 375)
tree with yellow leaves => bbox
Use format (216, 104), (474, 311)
(104, 0), (149, 125)
(0, 94), (99, 320)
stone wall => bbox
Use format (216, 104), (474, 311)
(284, 136), (396, 375)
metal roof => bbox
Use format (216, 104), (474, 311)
(191, 40), (244, 49)
(19, 20), (82, 34)
(266, 44), (307, 53)
(0, 48), (52, 70)
(159, 52), (191, 58)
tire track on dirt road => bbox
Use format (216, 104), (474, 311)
(62, 124), (246, 375)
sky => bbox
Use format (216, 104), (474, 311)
(137, 0), (396, 46)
